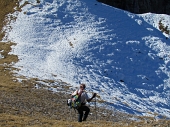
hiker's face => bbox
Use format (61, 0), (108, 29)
(80, 85), (84, 90)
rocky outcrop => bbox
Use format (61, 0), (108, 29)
(97, 0), (170, 15)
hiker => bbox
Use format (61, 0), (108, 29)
(72, 84), (96, 122)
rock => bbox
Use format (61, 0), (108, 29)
(97, 0), (170, 15)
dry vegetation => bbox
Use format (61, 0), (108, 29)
(0, 0), (20, 40)
(1, 0), (170, 127)
(159, 20), (170, 36)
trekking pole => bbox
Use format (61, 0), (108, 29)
(95, 96), (97, 121)
(70, 108), (72, 121)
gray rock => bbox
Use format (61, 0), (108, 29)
(97, 0), (170, 15)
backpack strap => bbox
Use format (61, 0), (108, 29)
(77, 89), (83, 101)
(76, 89), (79, 95)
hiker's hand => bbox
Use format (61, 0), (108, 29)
(92, 93), (96, 98)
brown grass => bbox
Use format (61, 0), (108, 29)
(159, 20), (170, 35)
(0, 0), (20, 40)
(0, 42), (19, 91)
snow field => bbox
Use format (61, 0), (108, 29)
(3, 0), (170, 117)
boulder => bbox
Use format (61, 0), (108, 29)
(97, 0), (170, 15)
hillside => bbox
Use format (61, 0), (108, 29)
(1, 0), (170, 122)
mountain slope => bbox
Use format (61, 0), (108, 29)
(3, 0), (170, 117)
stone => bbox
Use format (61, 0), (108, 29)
(97, 0), (170, 15)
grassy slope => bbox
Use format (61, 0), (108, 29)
(1, 0), (170, 127)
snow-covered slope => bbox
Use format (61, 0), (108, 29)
(4, 0), (170, 117)
(139, 13), (170, 38)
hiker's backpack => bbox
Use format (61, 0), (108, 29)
(67, 91), (81, 109)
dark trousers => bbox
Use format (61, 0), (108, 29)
(77, 105), (90, 122)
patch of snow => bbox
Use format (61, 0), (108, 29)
(4, 0), (170, 118)
(0, 54), (4, 59)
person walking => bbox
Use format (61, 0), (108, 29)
(72, 84), (96, 122)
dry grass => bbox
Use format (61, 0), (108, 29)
(0, 0), (20, 40)
(0, 42), (19, 92)
(159, 20), (170, 35)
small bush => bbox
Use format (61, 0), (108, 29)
(159, 20), (170, 35)
(37, 0), (40, 4)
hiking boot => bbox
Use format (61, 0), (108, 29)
(78, 114), (83, 122)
